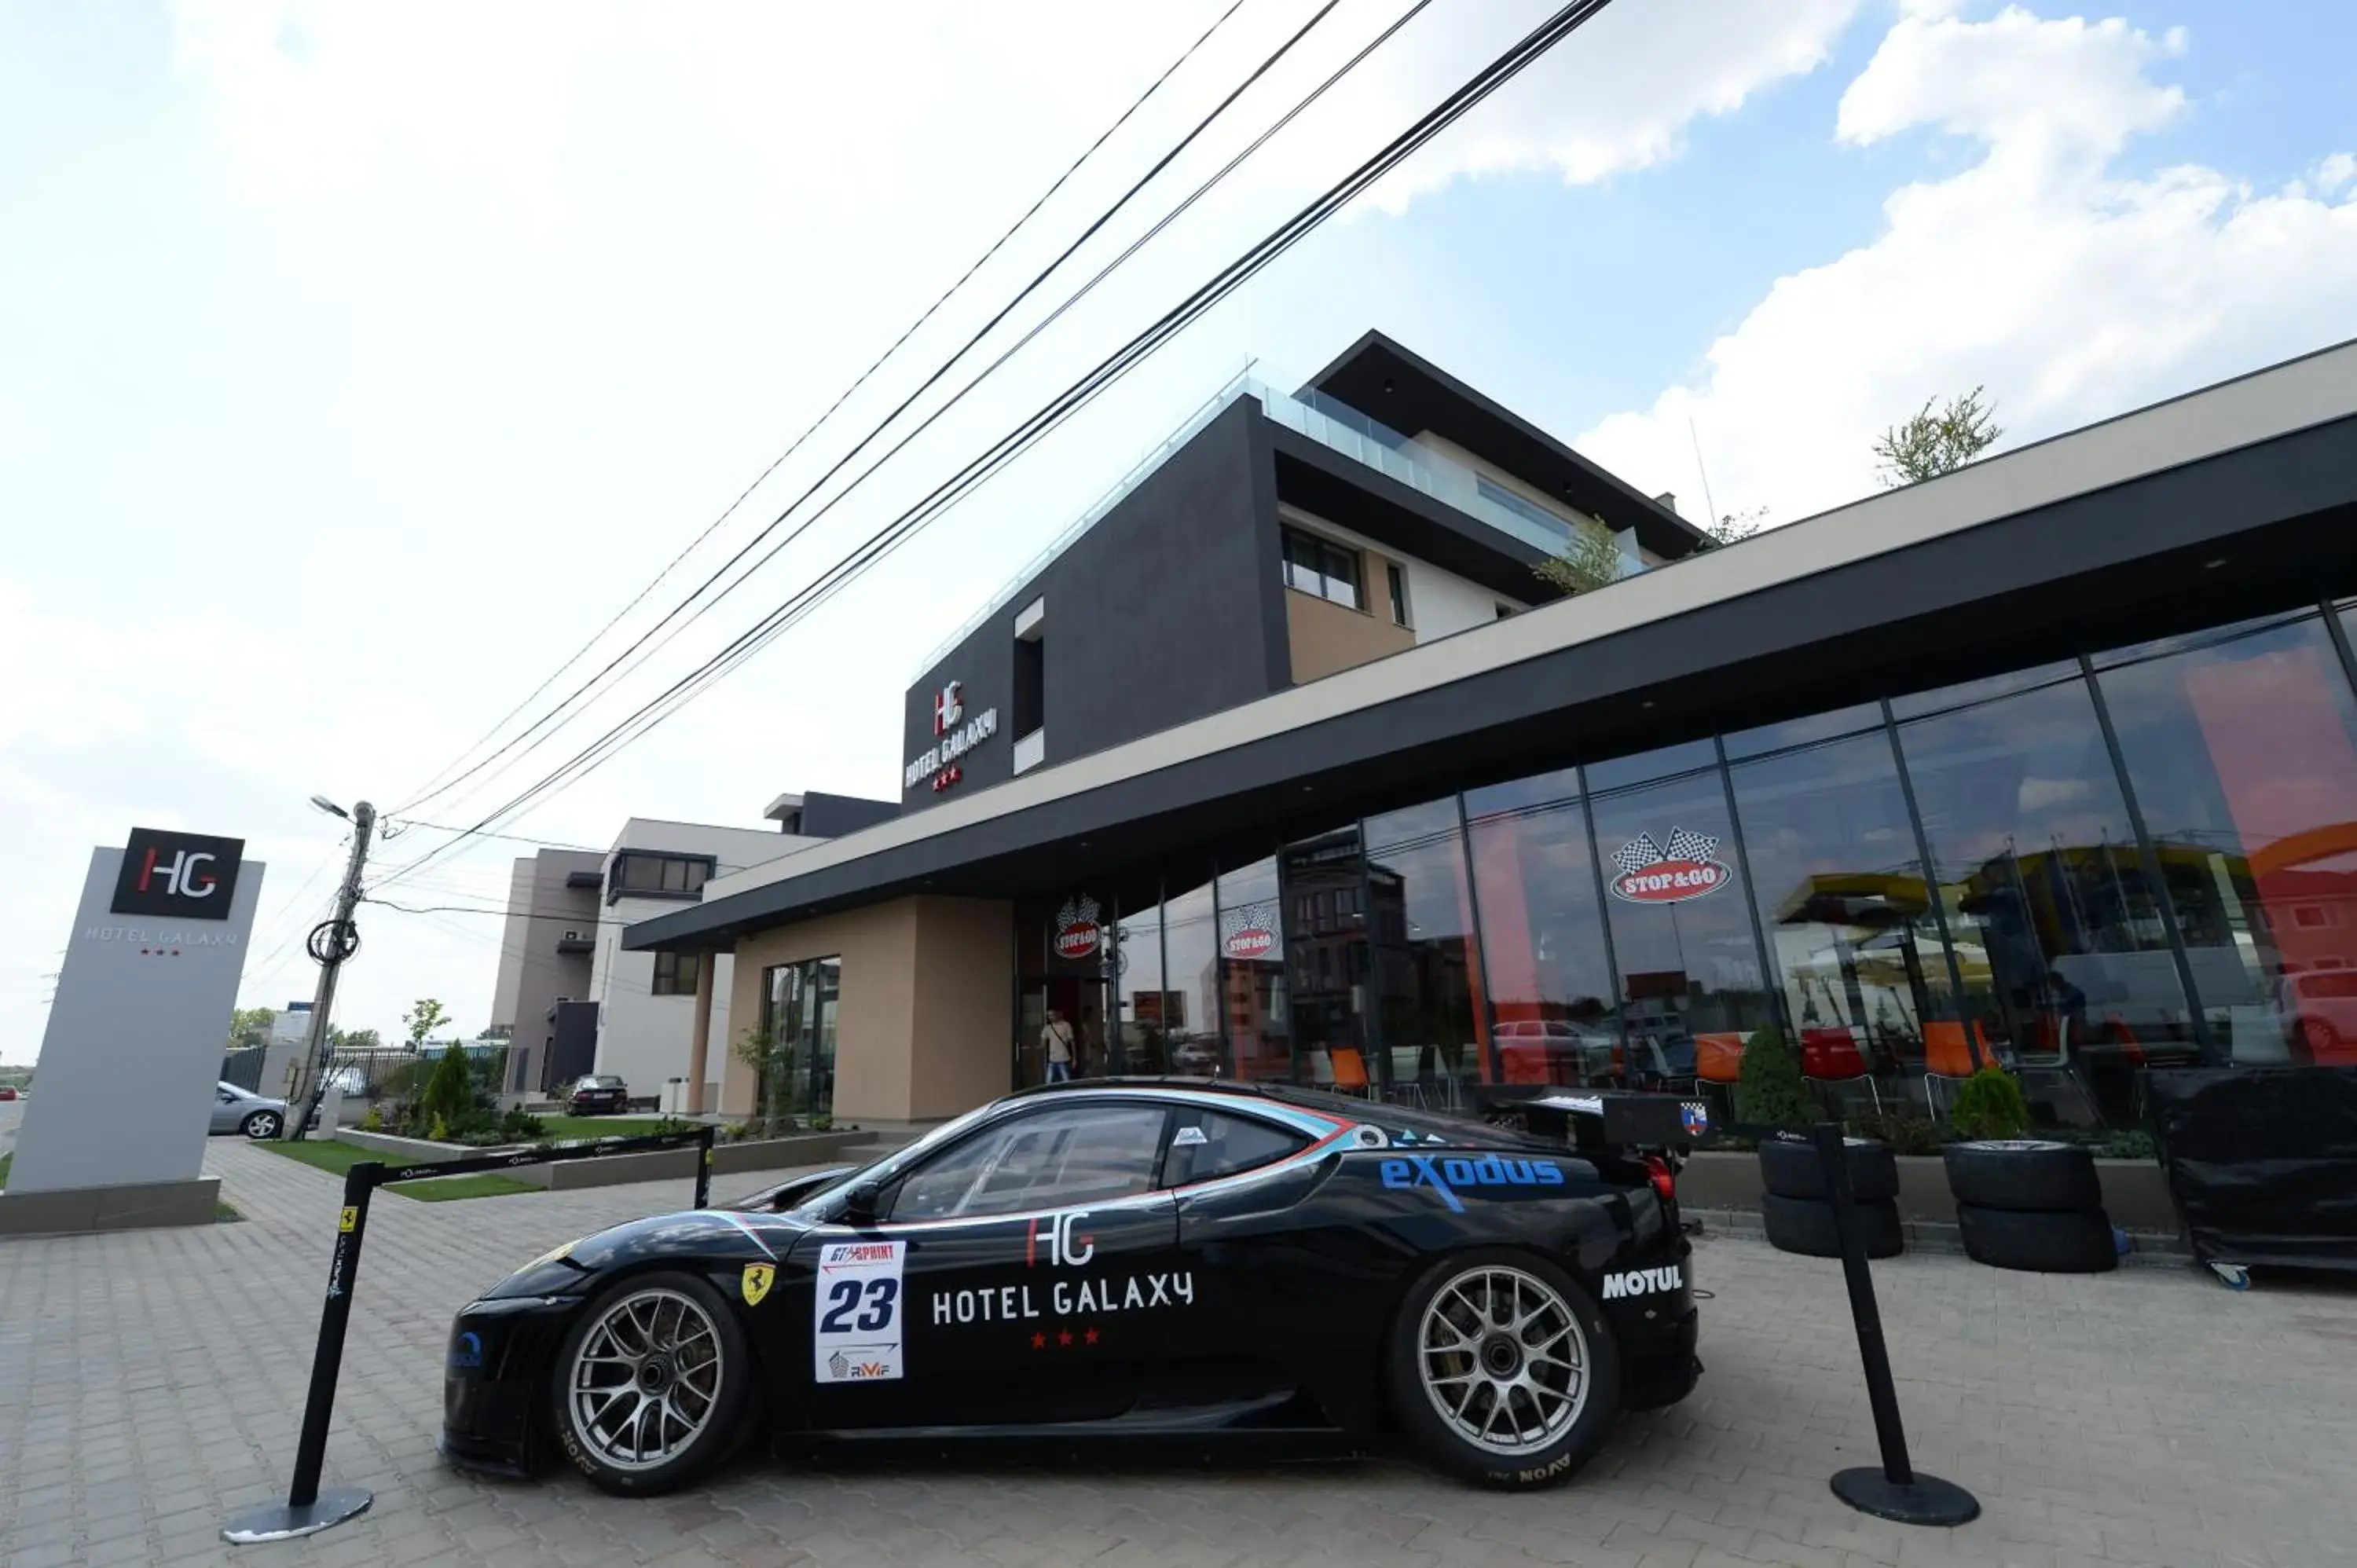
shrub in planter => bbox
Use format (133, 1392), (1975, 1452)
(1948, 1066), (2030, 1140)
(499, 1106), (545, 1141)
(1734, 1024), (1817, 1130)
(357, 1105), (385, 1133)
(420, 1047), (479, 1136)
(1846, 1108), (1948, 1156)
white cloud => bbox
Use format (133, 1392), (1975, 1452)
(1579, 5), (2357, 523)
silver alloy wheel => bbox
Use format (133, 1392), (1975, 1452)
(1417, 1264), (1587, 1457)
(244, 1112), (280, 1138)
(565, 1287), (725, 1472)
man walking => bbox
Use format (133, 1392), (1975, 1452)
(1042, 1008), (1076, 1083)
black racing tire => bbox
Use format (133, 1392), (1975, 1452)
(1385, 1248), (1622, 1490)
(1760, 1192), (1904, 1259)
(1941, 1140), (2100, 1213)
(240, 1110), (282, 1139)
(1956, 1203), (2119, 1273)
(550, 1269), (753, 1496)
(1757, 1136), (1899, 1203)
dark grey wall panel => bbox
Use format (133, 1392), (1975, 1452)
(902, 399), (1281, 810)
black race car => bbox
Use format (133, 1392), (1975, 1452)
(442, 1079), (1704, 1494)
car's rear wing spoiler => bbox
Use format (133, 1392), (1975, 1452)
(1474, 1086), (1717, 1156)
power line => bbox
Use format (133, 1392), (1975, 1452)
(379, 819), (605, 853)
(389, 0), (1270, 819)
(380, 0), (1600, 879)
(372, 0), (1431, 891)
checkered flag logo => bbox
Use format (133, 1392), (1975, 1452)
(1055, 895), (1100, 932)
(1612, 833), (1666, 877)
(1663, 827), (1719, 863)
(1219, 900), (1277, 943)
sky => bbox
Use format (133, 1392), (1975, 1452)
(3, 0), (2354, 1059)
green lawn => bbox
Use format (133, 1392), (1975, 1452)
(535, 1115), (670, 1141)
(255, 1137), (537, 1201)
(0, 1151), (10, 1189)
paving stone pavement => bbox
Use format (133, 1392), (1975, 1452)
(3, 1136), (2355, 1568)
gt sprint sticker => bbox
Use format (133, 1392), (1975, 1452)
(812, 1239), (905, 1383)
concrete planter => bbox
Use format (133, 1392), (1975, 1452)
(331, 1127), (879, 1194)
(1679, 1149), (2179, 1234)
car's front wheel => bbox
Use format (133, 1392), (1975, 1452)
(240, 1110), (281, 1139)
(551, 1270), (751, 1496)
(1386, 1249), (1620, 1489)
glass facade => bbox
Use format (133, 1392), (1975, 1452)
(1057, 598), (2357, 1131)
(759, 956), (840, 1122)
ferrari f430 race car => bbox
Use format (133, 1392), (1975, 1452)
(442, 1079), (1704, 1493)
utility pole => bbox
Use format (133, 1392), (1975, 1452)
(284, 800), (376, 1141)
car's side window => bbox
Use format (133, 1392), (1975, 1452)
(889, 1105), (1168, 1222)
(1160, 1108), (1309, 1188)
(217, 1087), (236, 1103)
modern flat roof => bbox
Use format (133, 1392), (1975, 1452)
(629, 337), (2357, 953)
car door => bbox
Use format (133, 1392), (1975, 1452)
(789, 1098), (1183, 1433)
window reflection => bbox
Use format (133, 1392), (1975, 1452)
(1216, 855), (1290, 1083)
(1729, 728), (1952, 1116)
(1896, 669), (2196, 1124)
(1365, 800), (1483, 1112)
(1588, 751), (1770, 1089)
(1281, 828), (1369, 1094)
(1463, 768), (1622, 1090)
(1160, 876), (1222, 1077)
(1113, 896), (1168, 1075)
(2094, 610), (2357, 1068)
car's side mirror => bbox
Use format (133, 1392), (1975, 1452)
(844, 1181), (884, 1227)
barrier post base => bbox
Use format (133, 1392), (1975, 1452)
(1831, 1468), (1980, 1527)
(222, 1486), (373, 1544)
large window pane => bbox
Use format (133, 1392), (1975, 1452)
(1896, 668), (2196, 1126)
(1588, 750), (1771, 1088)
(2095, 610), (2357, 1067)
(1365, 800), (1483, 1110)
(1730, 729), (1953, 1113)
(1113, 896), (1168, 1075)
(1281, 828), (1369, 1093)
(1218, 855), (1291, 1083)
(1160, 875), (1223, 1076)
(1463, 768), (1621, 1089)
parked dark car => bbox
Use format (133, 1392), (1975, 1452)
(566, 1075), (630, 1116)
(442, 1079), (1705, 1497)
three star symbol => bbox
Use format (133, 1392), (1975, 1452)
(1029, 1328), (1102, 1349)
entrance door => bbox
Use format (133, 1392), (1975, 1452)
(1015, 974), (1113, 1087)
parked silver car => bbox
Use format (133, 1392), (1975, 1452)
(211, 1082), (292, 1138)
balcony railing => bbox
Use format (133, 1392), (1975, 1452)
(915, 368), (1644, 677)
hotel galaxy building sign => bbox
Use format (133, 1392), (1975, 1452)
(906, 680), (999, 793)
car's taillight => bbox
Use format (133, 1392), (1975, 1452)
(1643, 1154), (1676, 1204)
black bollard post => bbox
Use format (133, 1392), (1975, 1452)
(221, 1163), (381, 1543)
(695, 1123), (714, 1211)
(1813, 1121), (1979, 1526)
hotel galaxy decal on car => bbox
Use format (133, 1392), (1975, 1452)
(812, 1240), (906, 1383)
(1608, 829), (1731, 906)
(928, 1207), (1197, 1329)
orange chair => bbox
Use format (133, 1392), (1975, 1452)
(1802, 1026), (1882, 1114)
(1923, 1020), (1991, 1117)
(1694, 1033), (1747, 1085)
(1328, 1047), (1373, 1098)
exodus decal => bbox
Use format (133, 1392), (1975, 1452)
(1378, 1152), (1566, 1212)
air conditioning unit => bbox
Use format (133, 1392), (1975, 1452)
(563, 929), (581, 942)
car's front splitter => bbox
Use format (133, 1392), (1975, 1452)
(442, 1294), (579, 1477)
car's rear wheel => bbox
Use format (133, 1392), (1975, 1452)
(240, 1110), (280, 1138)
(552, 1270), (751, 1496)
(1386, 1249), (1620, 1490)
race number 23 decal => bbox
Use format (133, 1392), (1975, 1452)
(812, 1239), (906, 1383)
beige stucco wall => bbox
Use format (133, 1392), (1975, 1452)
(720, 896), (1010, 1123)
(1286, 584), (1415, 684)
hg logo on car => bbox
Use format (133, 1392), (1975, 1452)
(1378, 1153), (1566, 1213)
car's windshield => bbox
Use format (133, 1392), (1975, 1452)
(783, 1101), (1003, 1216)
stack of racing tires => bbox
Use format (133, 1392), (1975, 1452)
(1758, 1135), (1903, 1258)
(1942, 1139), (2118, 1273)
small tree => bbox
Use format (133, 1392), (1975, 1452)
(731, 1020), (799, 1137)
(1531, 527), (1625, 596)
(1734, 1024), (1819, 1130)
(1706, 507), (1766, 545)
(1948, 1065), (2030, 1140)
(1873, 387), (2001, 487)
(419, 1043), (478, 1138)
(228, 1007), (276, 1052)
(403, 998), (449, 1053)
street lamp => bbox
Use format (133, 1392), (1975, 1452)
(309, 795), (350, 820)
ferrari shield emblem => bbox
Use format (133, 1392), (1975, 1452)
(741, 1263), (775, 1306)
